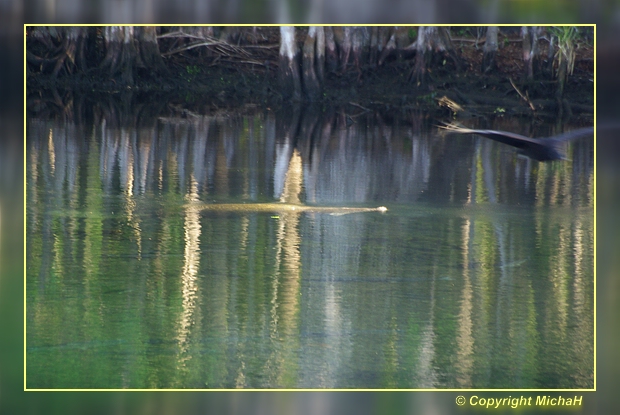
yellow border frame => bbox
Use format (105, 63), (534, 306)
(23, 24), (596, 393)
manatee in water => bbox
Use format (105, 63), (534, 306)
(189, 203), (387, 216)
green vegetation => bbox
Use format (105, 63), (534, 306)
(548, 26), (579, 78)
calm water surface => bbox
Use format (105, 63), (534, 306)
(26, 103), (594, 389)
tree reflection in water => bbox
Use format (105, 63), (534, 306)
(26, 95), (593, 389)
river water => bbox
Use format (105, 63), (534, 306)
(26, 102), (594, 389)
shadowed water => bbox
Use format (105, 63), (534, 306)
(26, 101), (593, 389)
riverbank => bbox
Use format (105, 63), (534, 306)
(26, 28), (594, 122)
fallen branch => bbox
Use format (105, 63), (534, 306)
(160, 31), (254, 58)
(436, 95), (464, 113)
(157, 31), (209, 40)
(211, 59), (270, 67)
(348, 101), (372, 112)
(162, 41), (224, 56)
(509, 77), (536, 111)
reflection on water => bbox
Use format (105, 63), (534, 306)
(26, 102), (593, 389)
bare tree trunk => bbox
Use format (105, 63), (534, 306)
(99, 26), (172, 83)
(522, 26), (532, 79)
(65, 27), (88, 75)
(302, 27), (322, 101)
(100, 26), (137, 84)
(350, 27), (368, 79)
(219, 26), (241, 43)
(315, 27), (325, 83)
(331, 27), (368, 76)
(412, 26), (429, 84)
(27, 27), (89, 78)
(376, 27), (415, 65)
(135, 27), (167, 75)
(339, 27), (352, 73)
(411, 26), (459, 85)
(279, 26), (302, 101)
(324, 26), (338, 73)
(370, 27), (400, 67)
(370, 27), (380, 67)
(521, 26), (541, 80)
(546, 34), (555, 79)
(378, 28), (396, 66)
(482, 26), (498, 74)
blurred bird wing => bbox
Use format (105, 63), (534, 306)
(548, 127), (594, 143)
(438, 123), (540, 148)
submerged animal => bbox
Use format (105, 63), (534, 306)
(438, 123), (594, 161)
(190, 202), (387, 216)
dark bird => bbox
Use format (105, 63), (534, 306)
(438, 123), (594, 161)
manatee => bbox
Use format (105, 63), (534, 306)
(189, 203), (387, 216)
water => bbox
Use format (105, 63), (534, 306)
(26, 102), (594, 389)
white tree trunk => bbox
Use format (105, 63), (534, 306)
(279, 26), (302, 100)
